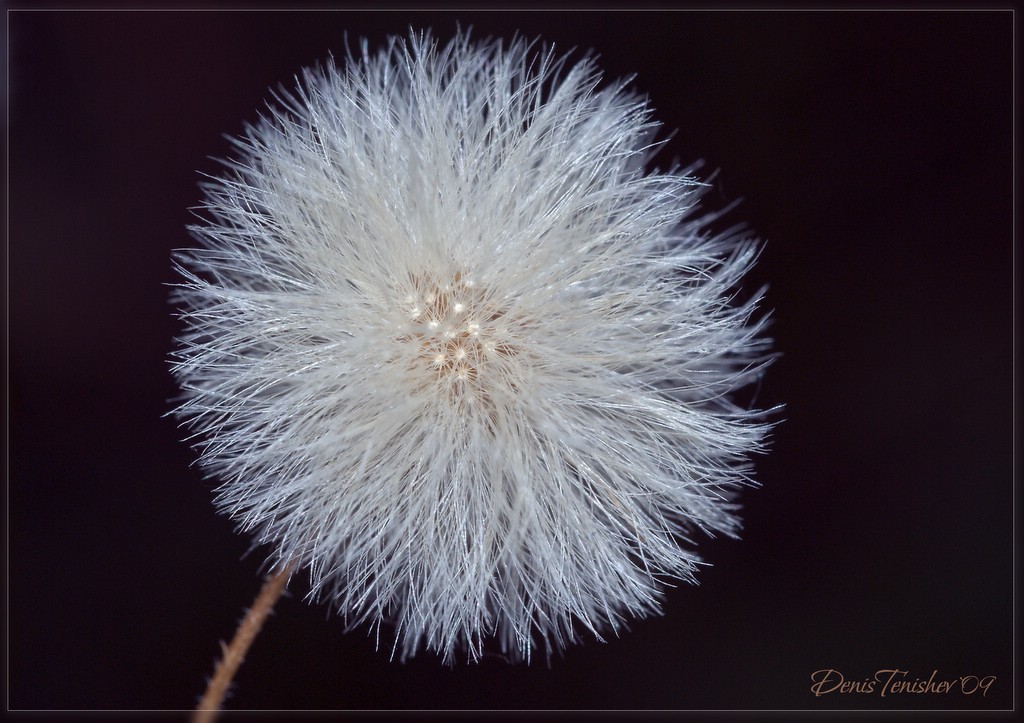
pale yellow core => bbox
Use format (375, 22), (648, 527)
(397, 272), (518, 397)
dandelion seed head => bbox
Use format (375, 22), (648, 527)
(171, 28), (776, 664)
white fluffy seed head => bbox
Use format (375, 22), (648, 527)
(171, 29), (775, 664)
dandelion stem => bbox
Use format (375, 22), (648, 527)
(194, 561), (295, 722)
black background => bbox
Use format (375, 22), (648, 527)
(8, 7), (1014, 713)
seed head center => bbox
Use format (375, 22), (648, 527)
(397, 274), (517, 392)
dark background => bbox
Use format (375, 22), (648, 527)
(7, 7), (1014, 713)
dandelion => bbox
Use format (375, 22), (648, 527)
(171, 27), (774, 681)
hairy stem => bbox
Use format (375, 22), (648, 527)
(194, 561), (296, 722)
